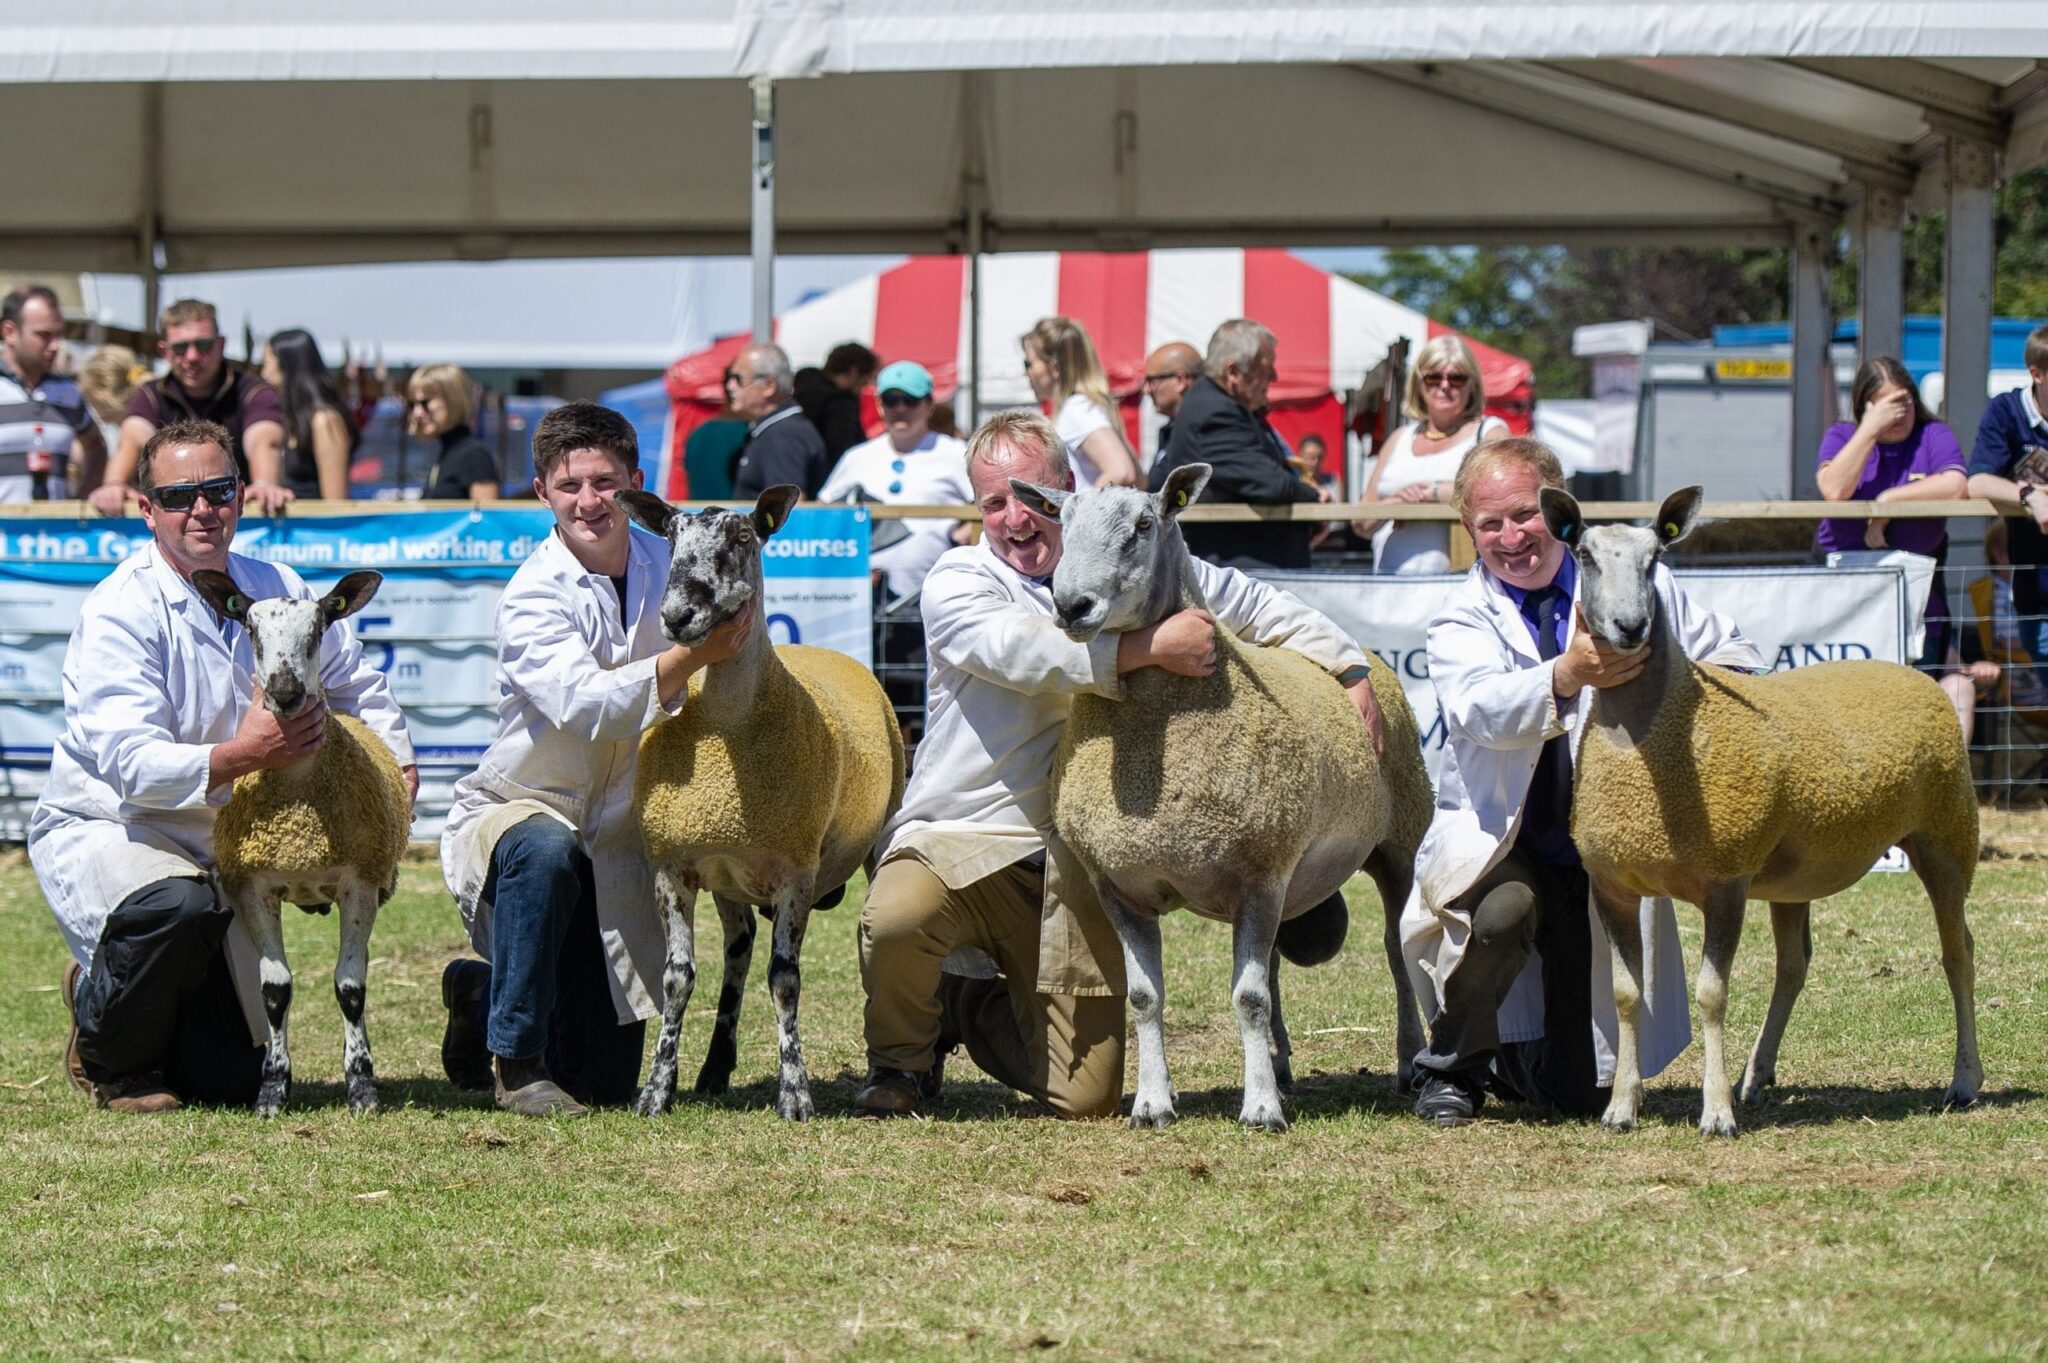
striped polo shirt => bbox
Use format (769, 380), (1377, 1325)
(0, 359), (93, 502)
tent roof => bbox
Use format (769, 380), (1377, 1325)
(4, 6), (2044, 272)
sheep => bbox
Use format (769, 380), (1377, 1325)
(1011, 463), (1431, 1131)
(1540, 485), (1982, 1138)
(619, 485), (906, 1122)
(191, 569), (412, 1118)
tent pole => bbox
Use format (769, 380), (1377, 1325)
(1942, 138), (1995, 455)
(966, 206), (983, 429)
(749, 77), (775, 344)
(1787, 217), (1830, 499)
(140, 82), (163, 333)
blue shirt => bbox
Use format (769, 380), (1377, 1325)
(1968, 386), (2048, 609)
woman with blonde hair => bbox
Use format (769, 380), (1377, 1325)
(1352, 335), (1505, 574)
(407, 363), (500, 501)
(1020, 316), (1140, 488)
(77, 345), (148, 462)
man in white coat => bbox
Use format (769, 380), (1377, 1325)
(31, 419), (416, 1113)
(438, 403), (751, 1117)
(854, 409), (1385, 1118)
(1403, 436), (1763, 1126)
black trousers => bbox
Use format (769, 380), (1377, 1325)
(1412, 846), (1603, 1116)
(73, 876), (263, 1105)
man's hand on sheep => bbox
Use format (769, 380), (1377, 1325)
(1552, 607), (1649, 700)
(655, 602), (758, 703)
(1117, 608), (1219, 678)
(208, 688), (327, 790)
(1343, 676), (1386, 758)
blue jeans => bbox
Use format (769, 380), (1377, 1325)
(475, 815), (646, 1104)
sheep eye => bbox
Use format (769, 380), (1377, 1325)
(1134, 516), (1154, 535)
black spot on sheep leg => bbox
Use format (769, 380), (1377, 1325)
(694, 894), (755, 1095)
(633, 871), (699, 1118)
(766, 892), (813, 1121)
(1266, 953), (1294, 1091)
(240, 889), (294, 1119)
(334, 887), (379, 1116)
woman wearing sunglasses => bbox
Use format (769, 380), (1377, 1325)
(407, 364), (500, 502)
(1351, 336), (1506, 575)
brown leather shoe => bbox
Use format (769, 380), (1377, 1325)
(493, 1054), (588, 1118)
(854, 1057), (945, 1118)
(93, 1071), (184, 1115)
(61, 961), (91, 1095)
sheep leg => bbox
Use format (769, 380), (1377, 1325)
(632, 868), (699, 1119)
(333, 884), (380, 1116)
(693, 894), (755, 1095)
(766, 885), (815, 1122)
(1266, 954), (1293, 1091)
(1695, 884), (1748, 1139)
(1233, 891), (1289, 1132)
(1739, 902), (1811, 1105)
(1904, 831), (1984, 1108)
(1592, 877), (1646, 1134)
(1367, 849), (1425, 1094)
(235, 886), (294, 1119)
(1098, 884), (1174, 1129)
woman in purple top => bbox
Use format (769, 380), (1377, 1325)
(1816, 355), (1974, 726)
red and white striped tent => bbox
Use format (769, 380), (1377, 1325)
(664, 249), (1533, 499)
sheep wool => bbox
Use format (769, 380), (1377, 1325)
(636, 644), (905, 896)
(1574, 658), (1978, 901)
(214, 712), (411, 894)
(1368, 651), (1433, 872)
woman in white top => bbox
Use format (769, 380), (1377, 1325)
(1021, 316), (1141, 489)
(1352, 335), (1506, 574)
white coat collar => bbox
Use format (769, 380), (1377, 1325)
(974, 535), (1055, 605)
(1472, 557), (1580, 666)
(535, 522), (666, 623)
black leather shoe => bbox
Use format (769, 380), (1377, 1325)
(1414, 1071), (1484, 1127)
(440, 960), (494, 1092)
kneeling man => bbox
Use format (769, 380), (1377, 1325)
(1403, 436), (1763, 1125)
(32, 419), (415, 1112)
(855, 410), (1384, 1118)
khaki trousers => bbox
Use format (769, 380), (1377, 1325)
(859, 856), (1125, 1120)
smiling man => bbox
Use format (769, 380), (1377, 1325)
(853, 408), (1383, 1119)
(1402, 436), (1762, 1127)
(437, 402), (751, 1116)
(30, 419), (414, 1113)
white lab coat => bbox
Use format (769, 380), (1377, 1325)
(1400, 559), (1764, 1083)
(28, 545), (415, 1039)
(439, 526), (685, 1025)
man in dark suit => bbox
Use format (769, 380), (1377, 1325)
(1148, 319), (1324, 571)
(729, 342), (832, 499)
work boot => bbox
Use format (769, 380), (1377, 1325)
(493, 1054), (588, 1118)
(853, 1054), (947, 1118)
(61, 960), (91, 1096)
(439, 960), (494, 1092)
(1413, 1069), (1486, 1128)
(93, 1071), (184, 1115)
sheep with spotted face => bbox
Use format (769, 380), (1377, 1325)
(620, 485), (906, 1121)
(191, 569), (412, 1118)
(1011, 463), (1432, 1132)
(1543, 485), (1982, 1139)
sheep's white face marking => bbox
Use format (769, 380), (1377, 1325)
(1540, 485), (1703, 657)
(1012, 464), (1211, 641)
(190, 569), (384, 720)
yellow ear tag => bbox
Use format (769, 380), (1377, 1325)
(1173, 489), (1190, 509)
(330, 595), (348, 611)
(1663, 522), (1679, 537)
(229, 595), (248, 614)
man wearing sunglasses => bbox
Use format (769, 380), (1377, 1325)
(32, 419), (416, 1114)
(91, 299), (289, 517)
(727, 342), (832, 501)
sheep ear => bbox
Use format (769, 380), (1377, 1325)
(191, 568), (252, 621)
(321, 570), (383, 625)
(619, 489), (679, 537)
(753, 484), (801, 539)
(1654, 486), (1704, 547)
(1007, 479), (1067, 520)
(1159, 462), (1211, 519)
(1539, 486), (1584, 547)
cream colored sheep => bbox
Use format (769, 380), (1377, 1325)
(1013, 464), (1431, 1131)
(1542, 486), (1982, 1138)
(192, 569), (412, 1118)
(621, 487), (906, 1122)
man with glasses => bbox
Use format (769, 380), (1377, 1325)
(1140, 340), (1202, 451)
(32, 419), (416, 1113)
(91, 299), (290, 516)
(1148, 318), (1326, 572)
(818, 360), (974, 744)
(1, 284), (105, 503)
(727, 342), (832, 500)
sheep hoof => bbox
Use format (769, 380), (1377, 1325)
(1395, 1063), (1419, 1097)
(1699, 1110), (1740, 1139)
(775, 1088), (815, 1122)
(346, 1077), (379, 1116)
(1129, 1100), (1177, 1130)
(692, 1066), (733, 1096)
(254, 1077), (289, 1119)
(1737, 1070), (1773, 1105)
(631, 1084), (673, 1119)
(1599, 1111), (1637, 1135)
(1940, 1083), (1980, 1112)
(1272, 1058), (1295, 1090)
(1239, 1102), (1289, 1133)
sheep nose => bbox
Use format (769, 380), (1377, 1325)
(1056, 595), (1095, 628)
(662, 605), (696, 638)
(266, 679), (306, 713)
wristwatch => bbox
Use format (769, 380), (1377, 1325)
(2019, 482), (2038, 507)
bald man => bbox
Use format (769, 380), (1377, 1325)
(1142, 343), (1202, 428)
(727, 342), (832, 499)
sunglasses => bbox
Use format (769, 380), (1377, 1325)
(724, 371), (766, 388)
(1421, 371), (1471, 389)
(409, 394), (439, 409)
(879, 391), (924, 409)
(167, 337), (221, 357)
(1143, 371), (1187, 385)
(147, 475), (241, 511)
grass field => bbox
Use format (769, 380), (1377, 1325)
(2, 838), (2045, 1362)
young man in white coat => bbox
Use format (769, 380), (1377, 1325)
(854, 409), (1385, 1118)
(1403, 437), (1763, 1126)
(438, 403), (751, 1117)
(32, 419), (416, 1113)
